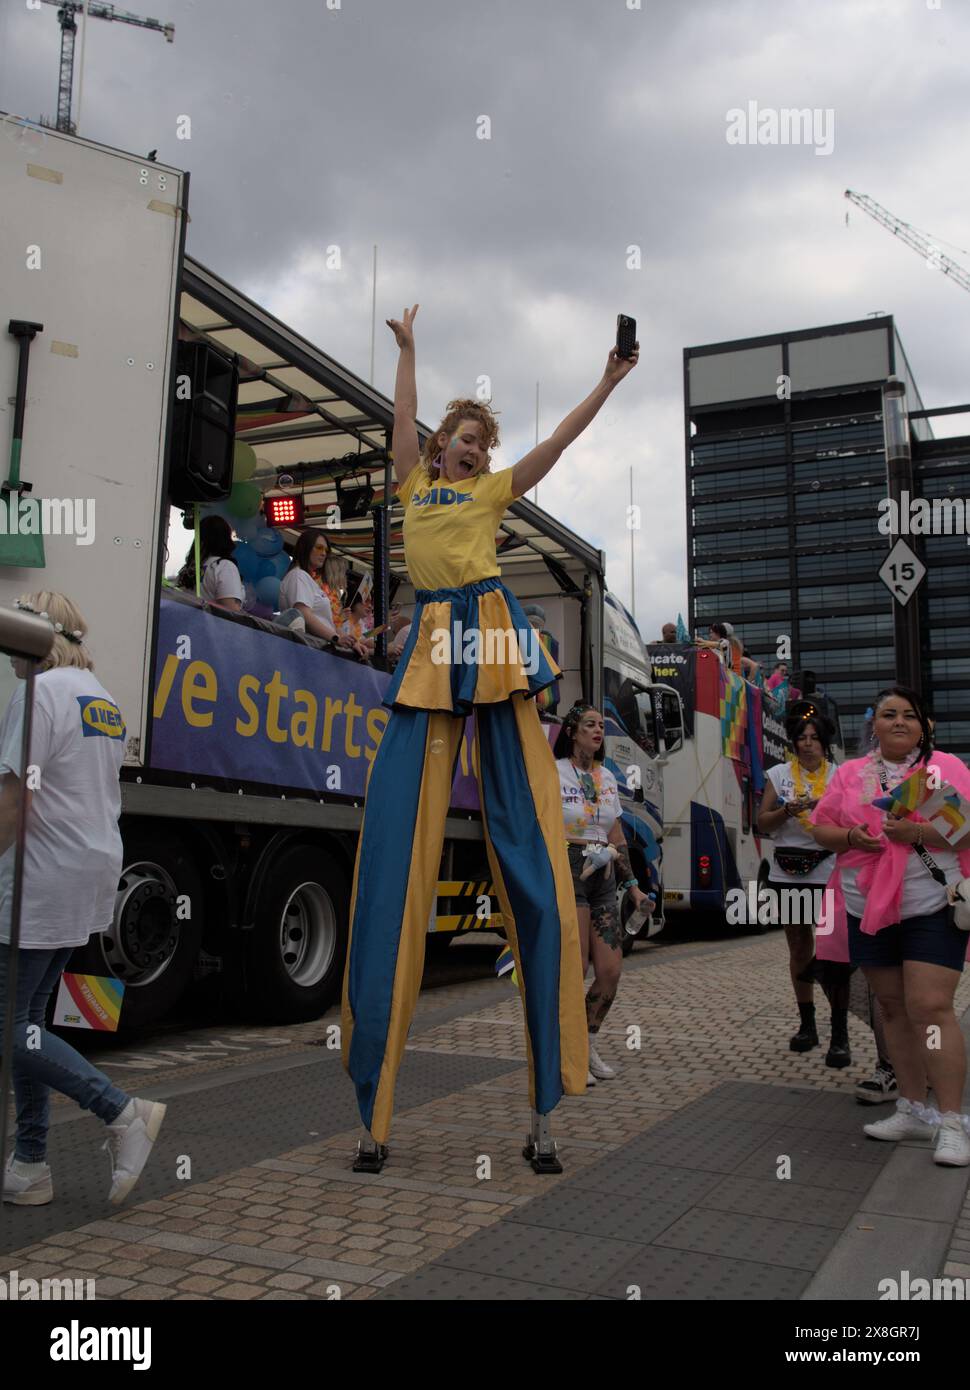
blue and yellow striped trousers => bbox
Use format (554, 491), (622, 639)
(341, 577), (588, 1144)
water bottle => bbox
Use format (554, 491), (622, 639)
(624, 896), (656, 937)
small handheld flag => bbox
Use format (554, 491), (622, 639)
(53, 973), (124, 1031)
(495, 946), (517, 985)
(872, 767), (970, 847)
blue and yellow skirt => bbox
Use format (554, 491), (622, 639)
(384, 576), (560, 714)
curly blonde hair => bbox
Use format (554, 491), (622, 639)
(16, 591), (94, 673)
(419, 399), (501, 485)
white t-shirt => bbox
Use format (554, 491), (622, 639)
(840, 755), (961, 919)
(767, 760), (837, 887)
(279, 568), (335, 630)
(556, 759), (622, 845)
(201, 556), (244, 606)
(0, 668), (125, 948)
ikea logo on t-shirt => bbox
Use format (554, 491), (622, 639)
(412, 487), (473, 509)
(77, 696), (126, 739)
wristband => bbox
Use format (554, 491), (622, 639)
(846, 826), (856, 849)
(619, 878), (637, 891)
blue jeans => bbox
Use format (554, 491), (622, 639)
(0, 945), (130, 1161)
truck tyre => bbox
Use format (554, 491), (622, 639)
(244, 844), (349, 1023)
(69, 829), (203, 1032)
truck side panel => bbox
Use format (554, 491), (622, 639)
(0, 127), (184, 760)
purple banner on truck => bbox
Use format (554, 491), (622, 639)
(150, 596), (496, 809)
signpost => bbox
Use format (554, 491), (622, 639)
(878, 538), (926, 609)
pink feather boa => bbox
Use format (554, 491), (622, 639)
(811, 750), (970, 964)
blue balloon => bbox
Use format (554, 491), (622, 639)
(233, 543), (261, 582)
(255, 575), (281, 608)
(255, 556), (276, 581)
(273, 551), (291, 579)
(252, 528), (283, 557)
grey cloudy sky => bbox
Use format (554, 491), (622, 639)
(3, 0), (968, 632)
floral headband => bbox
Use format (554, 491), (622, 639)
(14, 600), (83, 643)
(564, 701), (594, 729)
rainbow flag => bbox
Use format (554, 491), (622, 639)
(495, 946), (517, 985)
(53, 973), (125, 1031)
(872, 766), (929, 815)
(720, 668), (747, 761)
(872, 768), (970, 846)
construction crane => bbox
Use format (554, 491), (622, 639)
(39, 1), (174, 135)
(844, 189), (970, 296)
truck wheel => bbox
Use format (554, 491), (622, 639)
(245, 845), (348, 1022)
(69, 829), (203, 1032)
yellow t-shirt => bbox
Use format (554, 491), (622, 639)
(399, 464), (519, 591)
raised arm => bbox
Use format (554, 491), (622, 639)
(511, 342), (639, 498)
(386, 305), (420, 489)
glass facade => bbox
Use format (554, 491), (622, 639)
(685, 318), (970, 756)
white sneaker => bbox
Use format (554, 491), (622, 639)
(2, 1154), (53, 1206)
(586, 1070), (596, 1087)
(103, 1098), (167, 1204)
(588, 1042), (616, 1080)
(864, 1098), (937, 1143)
(934, 1114), (970, 1167)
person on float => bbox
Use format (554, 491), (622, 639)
(554, 704), (651, 1084)
(279, 529), (368, 657)
(757, 713), (842, 1061)
(811, 685), (970, 1166)
(0, 594), (166, 1207)
(342, 304), (639, 1159)
(177, 514), (244, 611)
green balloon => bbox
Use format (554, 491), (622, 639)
(233, 441), (257, 482)
(228, 480), (261, 519)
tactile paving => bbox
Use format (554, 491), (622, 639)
(508, 1188), (703, 1245)
(698, 1174), (861, 1229)
(0, 1049), (520, 1254)
(379, 1267), (586, 1301)
(653, 1205), (841, 1271)
(594, 1244), (813, 1301)
(733, 1141), (885, 1194)
(380, 1077), (891, 1302)
(434, 1222), (640, 1295)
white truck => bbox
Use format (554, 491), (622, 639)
(0, 121), (667, 1028)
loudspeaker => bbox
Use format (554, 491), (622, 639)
(168, 342), (239, 504)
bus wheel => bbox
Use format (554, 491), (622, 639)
(69, 829), (203, 1031)
(245, 845), (348, 1023)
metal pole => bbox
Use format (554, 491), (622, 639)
(369, 245), (377, 386)
(74, 0), (91, 133)
(882, 377), (921, 692)
(629, 464), (636, 620)
(533, 380), (539, 506)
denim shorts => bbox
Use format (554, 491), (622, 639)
(847, 906), (967, 972)
(567, 844), (616, 913)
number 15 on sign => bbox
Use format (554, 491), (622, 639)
(878, 539), (926, 608)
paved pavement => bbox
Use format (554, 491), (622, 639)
(2, 928), (969, 1300)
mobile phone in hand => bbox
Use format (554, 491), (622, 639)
(616, 314), (637, 359)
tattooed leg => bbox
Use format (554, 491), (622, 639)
(585, 985), (617, 1034)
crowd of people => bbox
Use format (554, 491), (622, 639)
(3, 302), (968, 1219)
(176, 514), (414, 667)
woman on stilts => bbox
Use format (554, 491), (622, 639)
(341, 305), (639, 1168)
